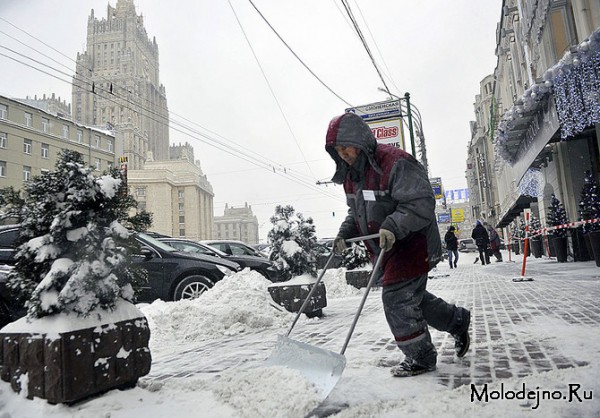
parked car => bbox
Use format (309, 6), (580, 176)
(134, 233), (242, 302)
(0, 264), (16, 327)
(159, 238), (281, 282)
(201, 240), (267, 258)
(0, 224), (20, 265)
(458, 238), (478, 252)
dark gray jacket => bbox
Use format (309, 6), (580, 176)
(325, 112), (442, 285)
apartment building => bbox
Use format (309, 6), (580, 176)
(0, 94), (121, 190)
(213, 203), (260, 245)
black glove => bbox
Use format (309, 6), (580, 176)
(333, 236), (348, 254)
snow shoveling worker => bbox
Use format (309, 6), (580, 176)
(325, 112), (471, 377)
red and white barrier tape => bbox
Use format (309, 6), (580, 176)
(510, 217), (600, 241)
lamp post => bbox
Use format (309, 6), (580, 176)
(377, 88), (428, 173)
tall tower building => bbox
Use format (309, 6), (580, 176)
(72, 0), (169, 169)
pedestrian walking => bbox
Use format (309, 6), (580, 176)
(471, 221), (490, 265)
(444, 225), (459, 268)
(484, 222), (503, 262)
(326, 112), (471, 378)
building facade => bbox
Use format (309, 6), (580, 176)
(127, 143), (214, 240)
(472, 1), (600, 240)
(72, 0), (169, 169)
(213, 203), (259, 245)
(0, 94), (121, 190)
(466, 74), (500, 227)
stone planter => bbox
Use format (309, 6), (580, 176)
(316, 254), (343, 270)
(510, 242), (520, 255)
(584, 233), (595, 261)
(571, 227), (592, 262)
(530, 239), (543, 258)
(345, 270), (371, 289)
(551, 236), (568, 263)
(0, 304), (151, 404)
(268, 281), (327, 318)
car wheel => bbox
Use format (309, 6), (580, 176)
(173, 275), (214, 301)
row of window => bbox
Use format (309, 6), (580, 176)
(0, 104), (113, 151)
(0, 158), (108, 180)
(0, 133), (113, 161)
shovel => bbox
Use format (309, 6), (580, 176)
(265, 233), (384, 400)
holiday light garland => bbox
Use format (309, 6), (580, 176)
(494, 27), (600, 163)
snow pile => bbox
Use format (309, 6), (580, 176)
(140, 269), (295, 350)
(212, 365), (320, 418)
(322, 268), (363, 298)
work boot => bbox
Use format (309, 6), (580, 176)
(390, 358), (436, 377)
(454, 261), (457, 268)
(452, 310), (471, 358)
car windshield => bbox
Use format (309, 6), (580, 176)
(167, 240), (229, 257)
(137, 232), (179, 252)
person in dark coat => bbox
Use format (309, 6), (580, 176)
(484, 222), (503, 262)
(471, 220), (490, 265)
(326, 112), (471, 378)
(444, 225), (459, 268)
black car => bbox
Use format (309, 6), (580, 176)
(158, 238), (281, 282)
(134, 233), (242, 302)
(0, 224), (20, 265)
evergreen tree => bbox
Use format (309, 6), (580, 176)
(267, 205), (317, 281)
(341, 242), (371, 270)
(547, 194), (569, 238)
(0, 150), (151, 319)
(529, 215), (542, 240)
(578, 170), (600, 233)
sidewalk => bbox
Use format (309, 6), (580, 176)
(144, 252), (600, 417)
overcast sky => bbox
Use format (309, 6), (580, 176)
(0, 0), (500, 240)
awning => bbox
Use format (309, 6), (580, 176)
(496, 195), (537, 229)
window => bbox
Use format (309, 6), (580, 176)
(179, 229), (185, 237)
(24, 112), (32, 127)
(42, 118), (49, 133)
(77, 130), (83, 143)
(178, 190), (184, 198)
(179, 216), (185, 224)
(135, 188), (146, 197)
(95, 135), (101, 148)
(108, 139), (113, 152)
(41, 143), (49, 159)
(95, 158), (101, 171)
(23, 139), (32, 154)
(138, 202), (146, 211)
(0, 161), (6, 177)
(178, 202), (184, 211)
(23, 166), (31, 181)
(62, 125), (69, 139)
(0, 104), (7, 119)
(0, 132), (6, 148)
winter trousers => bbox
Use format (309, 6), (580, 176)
(448, 249), (458, 268)
(382, 273), (470, 368)
(476, 246), (488, 265)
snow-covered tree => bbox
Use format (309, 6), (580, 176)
(267, 205), (317, 281)
(529, 215), (542, 239)
(0, 150), (151, 319)
(578, 170), (600, 233)
(547, 194), (569, 238)
(341, 242), (370, 270)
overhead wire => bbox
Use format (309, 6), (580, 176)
(228, 0), (317, 182)
(0, 38), (342, 202)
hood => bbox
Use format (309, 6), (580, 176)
(325, 112), (383, 184)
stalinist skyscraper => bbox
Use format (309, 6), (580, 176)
(72, 0), (169, 169)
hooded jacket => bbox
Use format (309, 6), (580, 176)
(325, 112), (442, 285)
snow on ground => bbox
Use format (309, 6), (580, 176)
(1, 255), (599, 417)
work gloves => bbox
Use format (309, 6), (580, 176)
(379, 229), (396, 252)
(333, 236), (348, 254)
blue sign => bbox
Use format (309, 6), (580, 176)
(438, 212), (451, 223)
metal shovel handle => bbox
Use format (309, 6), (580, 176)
(340, 249), (385, 355)
(285, 233), (380, 337)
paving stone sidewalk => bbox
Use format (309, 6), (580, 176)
(144, 254), (600, 411)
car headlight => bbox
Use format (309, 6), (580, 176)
(216, 264), (236, 276)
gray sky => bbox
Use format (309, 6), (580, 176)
(0, 0), (500, 240)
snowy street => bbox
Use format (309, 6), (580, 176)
(1, 250), (600, 417)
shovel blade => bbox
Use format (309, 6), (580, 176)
(265, 335), (346, 400)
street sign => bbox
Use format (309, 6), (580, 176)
(345, 99), (401, 122)
(345, 100), (406, 150)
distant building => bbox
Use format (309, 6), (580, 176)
(0, 94), (121, 190)
(214, 203), (259, 245)
(72, 0), (169, 169)
(128, 143), (214, 240)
